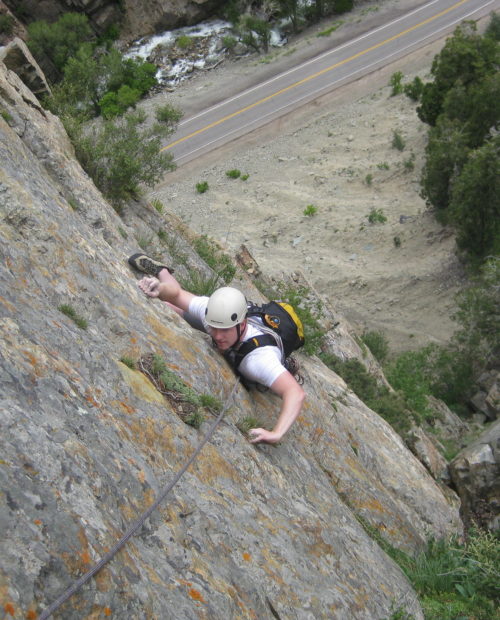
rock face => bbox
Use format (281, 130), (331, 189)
(0, 37), (51, 97)
(0, 50), (463, 619)
(2, 0), (226, 42)
(121, 0), (226, 40)
(449, 420), (500, 531)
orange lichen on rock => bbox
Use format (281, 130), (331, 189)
(188, 588), (206, 603)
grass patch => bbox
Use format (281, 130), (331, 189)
(392, 129), (406, 151)
(303, 204), (318, 217)
(237, 415), (262, 435)
(138, 353), (229, 429)
(359, 519), (500, 620)
(192, 234), (236, 284)
(120, 356), (136, 369)
(317, 21), (344, 37)
(58, 304), (88, 329)
(196, 181), (209, 194)
(179, 269), (221, 297)
(368, 208), (387, 224)
(151, 198), (164, 213)
(226, 169), (241, 179)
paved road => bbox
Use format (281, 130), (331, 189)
(163, 0), (499, 165)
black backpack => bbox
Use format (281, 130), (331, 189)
(224, 301), (305, 374)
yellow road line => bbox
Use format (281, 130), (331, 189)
(162, 0), (469, 152)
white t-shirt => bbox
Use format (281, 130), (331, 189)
(188, 296), (287, 388)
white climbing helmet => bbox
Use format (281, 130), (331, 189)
(205, 287), (248, 328)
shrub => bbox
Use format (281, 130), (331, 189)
(69, 107), (179, 208)
(226, 169), (241, 179)
(0, 13), (15, 35)
(99, 84), (141, 118)
(389, 71), (404, 96)
(365, 173), (373, 186)
(361, 330), (389, 363)
(222, 35), (237, 51)
(404, 75), (424, 101)
(27, 12), (94, 74)
(403, 153), (416, 172)
(320, 353), (413, 433)
(176, 34), (193, 50)
(368, 208), (387, 224)
(334, 0), (354, 13)
(303, 204), (318, 216)
(196, 181), (209, 193)
(392, 129), (406, 151)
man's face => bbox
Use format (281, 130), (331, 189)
(208, 326), (240, 351)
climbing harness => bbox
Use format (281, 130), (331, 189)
(38, 377), (240, 620)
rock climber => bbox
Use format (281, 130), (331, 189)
(129, 253), (306, 444)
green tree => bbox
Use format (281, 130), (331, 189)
(46, 46), (158, 120)
(420, 118), (470, 213)
(334, 0), (354, 14)
(27, 13), (94, 77)
(240, 15), (271, 53)
(453, 258), (500, 367)
(448, 135), (500, 261)
(277, 0), (304, 33)
(417, 20), (499, 126)
(69, 105), (181, 207)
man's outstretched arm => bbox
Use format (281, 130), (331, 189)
(249, 371), (305, 444)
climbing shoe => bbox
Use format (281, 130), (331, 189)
(128, 253), (173, 277)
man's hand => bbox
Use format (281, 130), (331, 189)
(248, 428), (282, 445)
(138, 276), (161, 298)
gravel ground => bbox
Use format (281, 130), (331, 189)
(142, 0), (473, 355)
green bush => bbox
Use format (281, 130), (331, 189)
(361, 330), (389, 363)
(176, 34), (193, 50)
(448, 135), (500, 262)
(389, 71), (404, 96)
(368, 208), (387, 224)
(222, 35), (237, 50)
(226, 169), (241, 179)
(303, 204), (318, 216)
(196, 181), (209, 193)
(404, 75), (424, 101)
(46, 46), (158, 121)
(0, 13), (15, 35)
(391, 129), (406, 151)
(99, 84), (141, 118)
(320, 353), (413, 433)
(334, 0), (354, 14)
(69, 107), (179, 208)
(27, 13), (94, 74)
